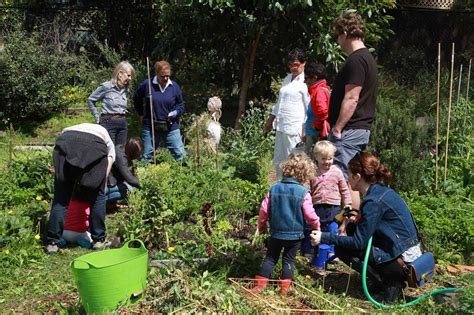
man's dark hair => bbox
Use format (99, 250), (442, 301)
(287, 48), (306, 63)
(333, 12), (365, 40)
(305, 62), (327, 80)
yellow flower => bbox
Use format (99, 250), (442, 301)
(7, 210), (13, 215)
(167, 246), (176, 253)
(43, 200), (48, 204)
(36, 196), (42, 201)
(305, 275), (311, 279)
(4, 249), (9, 255)
(35, 234), (41, 240)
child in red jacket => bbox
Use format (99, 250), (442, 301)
(304, 62), (331, 158)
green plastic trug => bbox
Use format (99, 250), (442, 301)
(71, 240), (148, 314)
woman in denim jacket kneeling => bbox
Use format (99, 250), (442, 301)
(311, 153), (422, 304)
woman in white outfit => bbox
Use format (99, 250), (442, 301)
(264, 48), (310, 178)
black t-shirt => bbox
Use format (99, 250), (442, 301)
(328, 48), (378, 130)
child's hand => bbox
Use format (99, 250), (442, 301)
(338, 219), (348, 236)
(310, 230), (322, 246)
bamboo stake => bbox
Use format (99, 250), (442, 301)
(146, 57), (157, 164)
(444, 43), (455, 189)
(9, 122), (13, 180)
(195, 119), (200, 166)
(456, 64), (463, 106)
(462, 59), (472, 150)
(467, 58), (472, 102)
(435, 43), (441, 192)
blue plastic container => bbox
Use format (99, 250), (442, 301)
(312, 244), (330, 268)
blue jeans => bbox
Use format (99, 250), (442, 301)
(328, 129), (370, 180)
(100, 117), (127, 145)
(47, 178), (106, 244)
(106, 182), (133, 203)
(141, 127), (186, 161)
(320, 221), (338, 254)
(260, 237), (302, 280)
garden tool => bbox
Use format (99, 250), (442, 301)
(252, 275), (269, 292)
(278, 279), (292, 294)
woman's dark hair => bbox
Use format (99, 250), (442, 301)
(305, 62), (327, 81)
(125, 137), (143, 162)
(287, 48), (306, 63)
(348, 152), (392, 185)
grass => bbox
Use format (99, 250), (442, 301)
(0, 206), (471, 314)
(1, 109), (472, 313)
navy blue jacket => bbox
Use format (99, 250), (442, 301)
(133, 78), (185, 131)
(321, 184), (419, 264)
(269, 178), (308, 240)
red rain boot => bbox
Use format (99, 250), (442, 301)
(253, 275), (269, 292)
(278, 279), (292, 294)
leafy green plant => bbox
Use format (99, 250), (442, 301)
(404, 192), (474, 264)
(123, 154), (262, 250)
(222, 104), (274, 184)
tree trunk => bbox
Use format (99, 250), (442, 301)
(234, 27), (262, 129)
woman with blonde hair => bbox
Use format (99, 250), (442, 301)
(87, 61), (135, 145)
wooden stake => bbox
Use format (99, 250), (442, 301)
(467, 58), (472, 102)
(9, 122), (13, 180)
(195, 119), (200, 166)
(435, 43), (441, 192)
(456, 64), (463, 106)
(462, 59), (472, 149)
(146, 57), (157, 164)
(444, 43), (455, 189)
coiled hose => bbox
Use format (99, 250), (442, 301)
(362, 236), (464, 308)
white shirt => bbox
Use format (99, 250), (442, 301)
(271, 72), (310, 136)
(62, 123), (116, 162)
(152, 76), (173, 93)
(207, 120), (222, 145)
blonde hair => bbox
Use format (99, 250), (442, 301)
(154, 60), (171, 74)
(280, 153), (315, 184)
(111, 61), (135, 85)
(313, 140), (337, 157)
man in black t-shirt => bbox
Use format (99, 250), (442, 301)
(328, 13), (378, 180)
(327, 13), (378, 217)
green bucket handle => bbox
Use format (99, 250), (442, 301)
(122, 239), (146, 251)
(71, 239), (147, 270)
(72, 259), (91, 270)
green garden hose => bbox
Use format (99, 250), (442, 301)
(362, 236), (464, 308)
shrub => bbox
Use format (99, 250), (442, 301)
(221, 104), (274, 184)
(0, 150), (53, 268)
(0, 25), (123, 130)
(404, 192), (474, 264)
(123, 152), (262, 250)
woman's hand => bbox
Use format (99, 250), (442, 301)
(310, 230), (322, 246)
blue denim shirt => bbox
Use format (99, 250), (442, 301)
(321, 183), (419, 264)
(87, 81), (129, 121)
(269, 177), (308, 240)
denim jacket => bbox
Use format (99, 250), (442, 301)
(321, 183), (419, 264)
(269, 178), (308, 240)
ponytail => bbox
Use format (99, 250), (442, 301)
(375, 162), (392, 185)
(349, 152), (392, 185)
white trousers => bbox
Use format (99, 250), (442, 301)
(273, 131), (302, 179)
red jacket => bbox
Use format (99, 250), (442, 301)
(309, 80), (331, 137)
